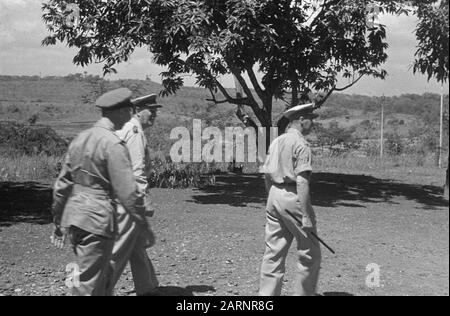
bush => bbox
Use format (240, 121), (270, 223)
(361, 141), (380, 157)
(0, 121), (68, 156)
(314, 121), (358, 156)
(385, 133), (404, 156)
(146, 159), (217, 189)
(6, 104), (20, 113)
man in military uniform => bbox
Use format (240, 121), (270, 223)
(259, 103), (321, 296)
(51, 88), (151, 296)
(107, 94), (162, 296)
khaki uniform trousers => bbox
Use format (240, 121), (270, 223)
(108, 205), (159, 295)
(259, 185), (321, 296)
(69, 226), (114, 296)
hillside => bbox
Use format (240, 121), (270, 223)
(0, 75), (448, 153)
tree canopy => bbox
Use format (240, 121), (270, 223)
(42, 0), (415, 127)
(412, 0), (449, 83)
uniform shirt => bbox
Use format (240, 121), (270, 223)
(52, 117), (146, 238)
(116, 116), (150, 194)
(262, 128), (312, 185)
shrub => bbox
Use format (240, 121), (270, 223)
(385, 133), (404, 156)
(0, 121), (68, 156)
(6, 104), (20, 113)
(146, 159), (217, 189)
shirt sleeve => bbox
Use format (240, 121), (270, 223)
(127, 132), (148, 194)
(52, 153), (74, 226)
(107, 142), (146, 226)
(293, 141), (312, 176)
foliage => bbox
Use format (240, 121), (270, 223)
(0, 121), (68, 156)
(315, 121), (355, 145)
(385, 132), (404, 155)
(147, 159), (217, 189)
(318, 107), (350, 120)
(41, 0), (407, 128)
(412, 0), (449, 83)
(361, 140), (380, 157)
(314, 121), (358, 156)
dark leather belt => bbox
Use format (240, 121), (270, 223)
(274, 182), (296, 188)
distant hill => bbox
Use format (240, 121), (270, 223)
(0, 75), (448, 152)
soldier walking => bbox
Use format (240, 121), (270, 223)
(259, 103), (321, 296)
(107, 93), (162, 296)
(51, 88), (151, 296)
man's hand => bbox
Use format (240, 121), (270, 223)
(139, 223), (156, 249)
(144, 197), (155, 218)
(50, 226), (67, 249)
(301, 215), (315, 237)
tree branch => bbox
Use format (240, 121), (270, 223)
(231, 70), (260, 108)
(236, 105), (259, 130)
(246, 66), (266, 102)
(214, 79), (234, 101)
(207, 88), (229, 104)
(314, 73), (365, 107)
(307, 0), (343, 29)
(335, 73), (365, 91)
(209, 82), (255, 106)
(206, 99), (229, 104)
(232, 71), (270, 124)
(315, 87), (335, 107)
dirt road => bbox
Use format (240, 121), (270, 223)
(0, 171), (448, 296)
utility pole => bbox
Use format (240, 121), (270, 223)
(439, 83), (444, 168)
(381, 100), (384, 159)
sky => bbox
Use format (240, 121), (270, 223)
(0, 0), (448, 96)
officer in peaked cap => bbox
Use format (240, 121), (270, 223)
(96, 87), (133, 108)
(51, 87), (152, 296)
(259, 102), (321, 296)
(108, 93), (163, 296)
(277, 103), (319, 135)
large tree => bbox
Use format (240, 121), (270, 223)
(42, 0), (408, 129)
(412, 0), (449, 198)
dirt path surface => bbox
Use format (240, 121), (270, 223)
(0, 172), (448, 296)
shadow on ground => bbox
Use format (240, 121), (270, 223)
(321, 291), (355, 296)
(190, 173), (448, 210)
(191, 174), (266, 207)
(0, 181), (53, 227)
(1, 171), (447, 227)
(149, 285), (216, 296)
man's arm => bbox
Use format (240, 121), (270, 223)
(51, 154), (74, 249)
(293, 142), (315, 228)
(127, 132), (148, 194)
(127, 131), (156, 217)
(52, 154), (73, 227)
(107, 142), (146, 226)
(296, 171), (315, 228)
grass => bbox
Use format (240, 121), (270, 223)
(314, 153), (444, 172)
(1, 152), (447, 187)
(0, 154), (63, 183)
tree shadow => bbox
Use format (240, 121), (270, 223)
(190, 174), (267, 207)
(0, 181), (53, 227)
(149, 285), (216, 296)
(311, 173), (448, 210)
(321, 291), (355, 296)
(189, 173), (448, 210)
